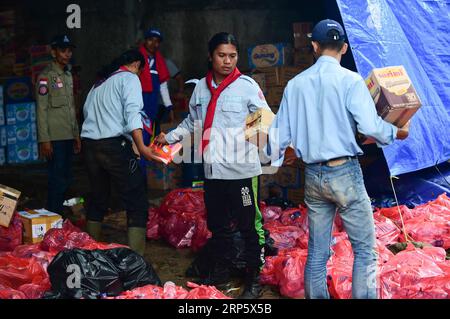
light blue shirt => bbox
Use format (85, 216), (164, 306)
(81, 70), (144, 140)
(268, 55), (398, 166)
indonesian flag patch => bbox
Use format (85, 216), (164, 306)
(39, 78), (49, 96)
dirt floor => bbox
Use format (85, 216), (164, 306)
(0, 155), (283, 299)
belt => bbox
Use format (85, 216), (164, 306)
(317, 156), (357, 167)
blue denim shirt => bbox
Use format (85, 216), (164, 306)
(268, 55), (398, 166)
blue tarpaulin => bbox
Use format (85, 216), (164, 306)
(336, 0), (450, 176)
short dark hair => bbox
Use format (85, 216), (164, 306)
(316, 29), (346, 52)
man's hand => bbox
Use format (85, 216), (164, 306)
(39, 142), (53, 160)
(283, 147), (298, 167)
(140, 146), (158, 162)
(74, 137), (81, 154)
(154, 132), (168, 146)
(396, 121), (410, 140)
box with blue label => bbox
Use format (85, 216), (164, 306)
(0, 148), (5, 165)
(248, 43), (293, 69)
(4, 77), (33, 104)
(7, 142), (39, 164)
(6, 103), (36, 125)
(6, 123), (37, 144)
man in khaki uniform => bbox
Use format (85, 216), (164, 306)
(36, 34), (81, 215)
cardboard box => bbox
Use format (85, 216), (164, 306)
(248, 43), (293, 69)
(0, 147), (5, 165)
(251, 73), (267, 94)
(365, 66), (422, 127)
(18, 209), (63, 244)
(7, 142), (39, 164)
(256, 66), (302, 87)
(0, 126), (6, 147)
(265, 86), (285, 107)
(4, 77), (33, 104)
(147, 162), (182, 191)
(245, 108), (275, 147)
(293, 22), (312, 48)
(293, 47), (314, 67)
(0, 184), (21, 227)
(6, 103), (36, 125)
(6, 123), (37, 145)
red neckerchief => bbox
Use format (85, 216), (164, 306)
(200, 67), (242, 155)
(138, 45), (170, 93)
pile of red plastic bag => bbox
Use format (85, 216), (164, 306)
(0, 220), (124, 299)
(146, 189), (211, 251)
(111, 281), (230, 299)
(261, 193), (450, 299)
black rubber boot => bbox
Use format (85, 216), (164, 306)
(193, 260), (232, 289)
(239, 268), (262, 299)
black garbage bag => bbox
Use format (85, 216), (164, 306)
(47, 248), (161, 299)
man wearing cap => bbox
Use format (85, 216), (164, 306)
(139, 28), (173, 142)
(36, 35), (81, 216)
(267, 19), (410, 299)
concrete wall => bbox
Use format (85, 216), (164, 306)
(20, 0), (326, 98)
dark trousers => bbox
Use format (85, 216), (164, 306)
(204, 177), (266, 269)
(82, 137), (149, 228)
(47, 140), (74, 215)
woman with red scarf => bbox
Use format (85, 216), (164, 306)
(155, 32), (272, 299)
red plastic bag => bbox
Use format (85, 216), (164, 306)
(380, 244), (449, 299)
(402, 215), (450, 249)
(433, 193), (450, 209)
(0, 254), (51, 298)
(185, 282), (231, 299)
(40, 220), (125, 253)
(146, 207), (160, 240)
(264, 221), (305, 250)
(377, 205), (414, 227)
(0, 285), (26, 299)
(159, 213), (198, 249)
(280, 206), (308, 229)
(114, 285), (164, 299)
(190, 217), (212, 252)
(0, 213), (23, 252)
(277, 249), (308, 298)
(262, 206), (283, 222)
(260, 256), (278, 286)
(159, 189), (206, 219)
(373, 212), (401, 246)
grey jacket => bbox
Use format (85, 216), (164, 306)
(166, 75), (271, 180)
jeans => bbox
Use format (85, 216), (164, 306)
(47, 140), (74, 215)
(82, 137), (149, 228)
(303, 158), (377, 299)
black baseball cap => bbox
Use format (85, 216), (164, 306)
(307, 19), (346, 42)
(50, 35), (76, 49)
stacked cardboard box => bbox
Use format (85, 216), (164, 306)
(5, 102), (38, 164)
(254, 66), (305, 107)
(293, 22), (314, 69)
